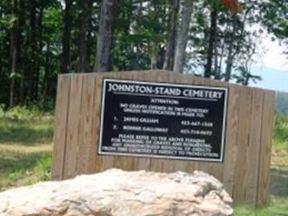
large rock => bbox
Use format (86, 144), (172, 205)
(0, 169), (233, 216)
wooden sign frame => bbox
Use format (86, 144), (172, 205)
(52, 70), (275, 206)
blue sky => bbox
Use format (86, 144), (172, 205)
(251, 67), (288, 93)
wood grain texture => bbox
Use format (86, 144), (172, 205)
(222, 85), (240, 195)
(76, 74), (97, 174)
(233, 87), (253, 202)
(244, 89), (264, 203)
(52, 75), (71, 180)
(52, 70), (275, 206)
(257, 90), (275, 206)
(63, 74), (84, 179)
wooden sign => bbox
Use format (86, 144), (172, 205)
(52, 70), (275, 207)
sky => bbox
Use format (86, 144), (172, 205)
(250, 35), (288, 93)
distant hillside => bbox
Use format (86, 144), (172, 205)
(276, 91), (288, 116)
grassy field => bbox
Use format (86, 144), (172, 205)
(0, 107), (287, 215)
(0, 107), (53, 190)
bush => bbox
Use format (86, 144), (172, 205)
(0, 104), (5, 118)
(0, 105), (53, 120)
(273, 115), (288, 149)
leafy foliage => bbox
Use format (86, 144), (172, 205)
(0, 0), (286, 107)
(274, 115), (288, 146)
(262, 0), (288, 40)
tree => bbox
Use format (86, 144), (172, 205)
(9, 0), (20, 106)
(163, 0), (180, 70)
(224, 15), (237, 81)
(77, 0), (91, 72)
(41, 2), (62, 103)
(204, 7), (218, 78)
(224, 1), (262, 83)
(173, 0), (194, 73)
(0, 0), (276, 107)
(60, 0), (72, 74)
(94, 0), (119, 72)
(262, 0), (288, 53)
(204, 0), (242, 78)
(27, 0), (44, 101)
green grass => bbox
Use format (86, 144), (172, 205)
(0, 106), (53, 190)
(235, 197), (288, 215)
(0, 106), (287, 215)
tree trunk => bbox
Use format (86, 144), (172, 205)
(225, 15), (238, 82)
(173, 0), (193, 73)
(86, 0), (95, 71)
(60, 0), (72, 74)
(150, 42), (158, 69)
(17, 0), (25, 104)
(9, 0), (19, 107)
(163, 0), (180, 70)
(149, 2), (162, 70)
(43, 42), (50, 103)
(204, 9), (218, 78)
(94, 0), (119, 72)
(225, 39), (233, 82)
(77, 0), (90, 72)
(34, 4), (43, 101)
(26, 0), (37, 102)
(213, 42), (219, 79)
(216, 42), (225, 80)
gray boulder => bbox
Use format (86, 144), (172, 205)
(0, 169), (233, 216)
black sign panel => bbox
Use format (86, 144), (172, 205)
(99, 79), (228, 162)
